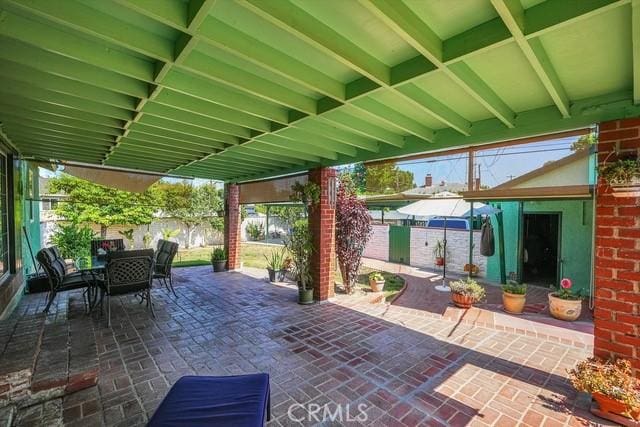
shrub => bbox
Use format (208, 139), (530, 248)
(368, 272), (384, 282)
(211, 247), (227, 261)
(246, 222), (265, 241)
(50, 223), (95, 261)
(264, 247), (286, 271)
(335, 175), (372, 294)
(284, 219), (313, 290)
(449, 279), (486, 302)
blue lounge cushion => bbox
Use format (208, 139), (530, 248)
(148, 374), (270, 427)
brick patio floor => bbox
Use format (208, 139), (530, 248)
(1, 266), (611, 426)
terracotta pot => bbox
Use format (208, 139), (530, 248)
(593, 392), (640, 421)
(435, 257), (445, 266)
(548, 293), (582, 321)
(369, 278), (385, 293)
(502, 291), (526, 314)
(451, 292), (475, 309)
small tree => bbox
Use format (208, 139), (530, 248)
(49, 174), (157, 238)
(335, 175), (372, 294)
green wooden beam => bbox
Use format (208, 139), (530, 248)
(277, 128), (357, 157)
(256, 134), (338, 160)
(0, 97), (124, 129)
(198, 18), (344, 100)
(0, 38), (148, 99)
(128, 122), (236, 149)
(0, 103), (123, 136)
(218, 151), (297, 168)
(2, 117), (116, 142)
(151, 91), (270, 132)
(0, 80), (132, 121)
(293, 120), (380, 153)
(15, 139), (110, 154)
(137, 112), (249, 140)
(124, 131), (225, 151)
(225, 147), (305, 166)
(244, 144), (322, 163)
(490, 0), (571, 118)
(7, 129), (114, 148)
(351, 96), (439, 140)
(320, 113), (405, 148)
(110, 0), (187, 30)
(240, 0), (390, 85)
(117, 137), (209, 156)
(633, 0), (640, 104)
(0, 10), (154, 82)
(360, 0), (515, 128)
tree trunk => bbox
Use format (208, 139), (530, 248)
(100, 225), (107, 239)
(185, 225), (191, 249)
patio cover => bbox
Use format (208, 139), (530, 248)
(397, 198), (486, 218)
(0, 1), (639, 182)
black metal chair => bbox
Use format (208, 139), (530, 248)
(103, 249), (155, 327)
(154, 239), (179, 298)
(36, 246), (91, 313)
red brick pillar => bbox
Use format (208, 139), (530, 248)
(308, 168), (336, 301)
(224, 183), (241, 271)
(594, 118), (640, 375)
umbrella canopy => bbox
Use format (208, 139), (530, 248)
(397, 198), (485, 218)
(461, 204), (501, 217)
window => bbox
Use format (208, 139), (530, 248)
(0, 153), (8, 277)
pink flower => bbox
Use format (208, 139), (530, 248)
(560, 278), (572, 289)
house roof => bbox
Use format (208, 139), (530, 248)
(0, 1), (639, 182)
(461, 149), (593, 201)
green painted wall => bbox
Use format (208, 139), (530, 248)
(20, 162), (40, 277)
(486, 199), (593, 296)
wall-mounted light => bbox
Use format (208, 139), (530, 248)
(328, 175), (337, 208)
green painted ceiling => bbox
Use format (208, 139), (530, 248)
(0, 0), (639, 182)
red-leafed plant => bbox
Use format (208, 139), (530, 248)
(336, 175), (372, 294)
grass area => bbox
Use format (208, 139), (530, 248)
(334, 265), (405, 302)
(172, 243), (276, 268)
(174, 244), (405, 301)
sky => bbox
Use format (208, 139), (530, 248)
(397, 136), (580, 188)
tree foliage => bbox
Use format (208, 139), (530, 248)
(49, 174), (157, 238)
(344, 163), (414, 194)
(335, 175), (372, 294)
(155, 181), (223, 248)
(570, 133), (598, 151)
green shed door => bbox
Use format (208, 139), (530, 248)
(389, 225), (410, 265)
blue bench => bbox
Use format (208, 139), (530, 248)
(148, 374), (271, 427)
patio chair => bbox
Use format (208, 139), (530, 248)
(103, 249), (155, 327)
(91, 238), (125, 260)
(148, 373), (270, 427)
(36, 246), (93, 313)
(153, 239), (179, 298)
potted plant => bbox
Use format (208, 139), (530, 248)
(433, 239), (446, 266)
(568, 357), (640, 423)
(368, 272), (385, 292)
(502, 281), (527, 314)
(285, 220), (314, 304)
(264, 247), (287, 282)
(464, 263), (480, 277)
(599, 158), (640, 197)
(210, 247), (227, 272)
(449, 279), (486, 309)
(548, 277), (582, 321)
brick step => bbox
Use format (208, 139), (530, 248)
(0, 294), (98, 411)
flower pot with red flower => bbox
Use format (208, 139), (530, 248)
(449, 279), (486, 309)
(568, 357), (640, 423)
(548, 278), (582, 321)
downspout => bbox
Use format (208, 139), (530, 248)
(589, 140), (598, 310)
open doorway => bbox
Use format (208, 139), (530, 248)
(522, 213), (561, 287)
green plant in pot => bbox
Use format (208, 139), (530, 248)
(433, 239), (447, 266)
(549, 278), (582, 321)
(264, 247), (287, 282)
(568, 357), (640, 422)
(368, 272), (385, 293)
(599, 157), (640, 197)
(210, 246), (227, 272)
(502, 281), (527, 314)
(285, 220), (314, 304)
(449, 279), (486, 309)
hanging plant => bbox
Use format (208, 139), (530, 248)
(290, 181), (320, 211)
(599, 158), (640, 197)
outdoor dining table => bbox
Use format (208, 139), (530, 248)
(77, 256), (106, 313)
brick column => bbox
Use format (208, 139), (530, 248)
(308, 168), (336, 301)
(224, 183), (241, 271)
(595, 118), (640, 375)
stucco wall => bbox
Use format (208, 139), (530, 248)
(363, 224), (389, 260)
(410, 227), (486, 278)
(485, 200), (593, 295)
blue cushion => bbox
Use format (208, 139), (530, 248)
(148, 374), (270, 427)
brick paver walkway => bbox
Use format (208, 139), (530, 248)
(1, 266), (609, 426)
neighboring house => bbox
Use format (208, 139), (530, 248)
(461, 149), (595, 295)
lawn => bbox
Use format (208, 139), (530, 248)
(174, 243), (405, 301)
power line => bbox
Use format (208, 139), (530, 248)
(396, 146), (572, 167)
